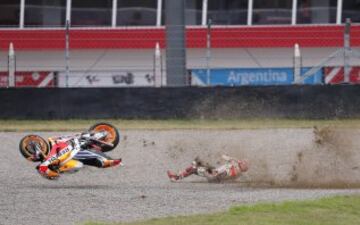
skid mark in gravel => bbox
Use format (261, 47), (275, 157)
(0, 130), (360, 225)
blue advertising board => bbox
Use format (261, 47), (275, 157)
(191, 67), (323, 86)
(301, 68), (323, 84)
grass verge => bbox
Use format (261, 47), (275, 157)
(83, 195), (360, 225)
(2, 119), (360, 131)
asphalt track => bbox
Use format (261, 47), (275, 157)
(1, 131), (359, 225)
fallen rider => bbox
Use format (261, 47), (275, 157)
(167, 155), (249, 182)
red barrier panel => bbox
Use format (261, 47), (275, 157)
(0, 25), (359, 50)
(324, 67), (360, 84)
(0, 71), (56, 87)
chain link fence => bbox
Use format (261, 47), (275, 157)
(1, 22), (360, 87)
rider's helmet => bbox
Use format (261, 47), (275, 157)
(192, 156), (203, 167)
(238, 160), (249, 172)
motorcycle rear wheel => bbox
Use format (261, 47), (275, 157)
(88, 122), (120, 152)
(19, 135), (50, 162)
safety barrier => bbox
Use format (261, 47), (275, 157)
(1, 85), (360, 119)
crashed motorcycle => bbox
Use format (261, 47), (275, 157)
(19, 123), (121, 179)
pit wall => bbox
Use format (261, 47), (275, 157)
(1, 86), (360, 119)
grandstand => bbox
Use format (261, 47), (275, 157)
(0, 0), (360, 87)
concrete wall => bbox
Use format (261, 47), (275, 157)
(1, 47), (360, 73)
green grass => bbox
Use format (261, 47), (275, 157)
(83, 195), (360, 225)
(2, 119), (360, 131)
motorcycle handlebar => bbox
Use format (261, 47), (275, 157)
(88, 138), (114, 147)
(77, 135), (114, 148)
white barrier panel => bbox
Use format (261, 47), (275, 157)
(58, 71), (155, 87)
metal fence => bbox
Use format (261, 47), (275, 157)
(1, 21), (360, 87)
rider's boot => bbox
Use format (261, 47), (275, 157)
(102, 158), (122, 168)
(167, 170), (180, 182)
(167, 165), (197, 181)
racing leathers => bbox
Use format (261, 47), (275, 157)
(167, 155), (248, 182)
(37, 135), (121, 180)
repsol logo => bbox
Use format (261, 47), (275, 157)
(58, 145), (73, 157)
(48, 145), (73, 164)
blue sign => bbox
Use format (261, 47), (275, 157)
(191, 67), (323, 86)
(301, 68), (323, 84)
